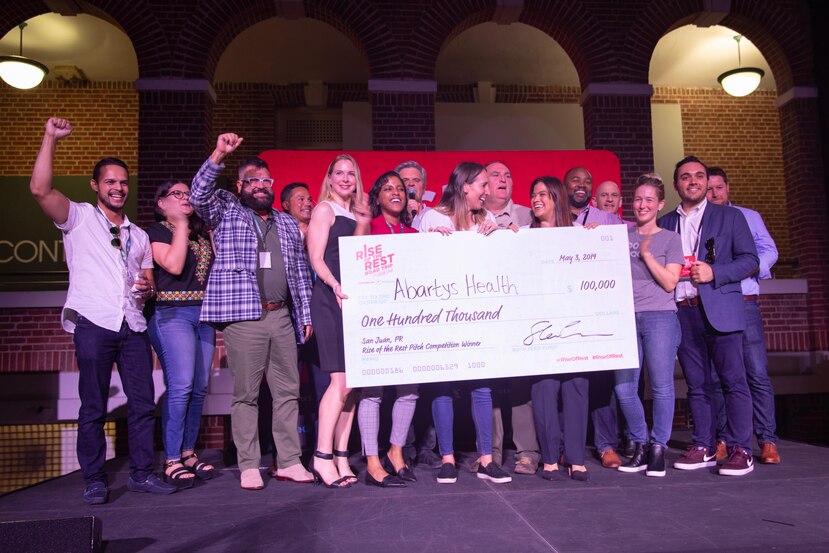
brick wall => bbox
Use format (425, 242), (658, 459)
(370, 91), (436, 151)
(653, 87), (791, 271)
(0, 81), (138, 176)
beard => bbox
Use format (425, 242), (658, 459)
(240, 188), (274, 212)
(98, 190), (126, 213)
(568, 190), (590, 209)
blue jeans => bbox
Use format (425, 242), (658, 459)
(711, 299), (778, 444)
(73, 316), (155, 484)
(614, 311), (680, 448)
(148, 305), (215, 460)
(432, 382), (492, 457)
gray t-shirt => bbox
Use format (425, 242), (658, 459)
(628, 227), (684, 312)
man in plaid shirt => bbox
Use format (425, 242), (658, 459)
(190, 133), (315, 490)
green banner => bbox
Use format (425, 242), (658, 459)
(0, 176), (138, 291)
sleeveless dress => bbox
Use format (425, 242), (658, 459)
(311, 201), (356, 373)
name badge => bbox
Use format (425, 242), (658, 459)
(679, 255), (696, 281)
(259, 251), (272, 269)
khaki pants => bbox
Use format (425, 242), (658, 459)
(223, 308), (301, 472)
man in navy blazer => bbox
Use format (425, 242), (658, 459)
(657, 156), (759, 476)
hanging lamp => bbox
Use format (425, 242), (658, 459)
(717, 35), (764, 97)
(0, 23), (49, 89)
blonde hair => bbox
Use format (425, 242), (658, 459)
(435, 161), (488, 231)
(318, 154), (365, 212)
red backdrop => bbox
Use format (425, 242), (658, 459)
(259, 150), (621, 210)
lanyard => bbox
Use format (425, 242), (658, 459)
(95, 205), (130, 267)
(384, 219), (405, 234)
(251, 211), (273, 251)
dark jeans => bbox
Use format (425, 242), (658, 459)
(589, 370), (619, 452)
(711, 299), (778, 445)
(676, 304), (753, 453)
(74, 316), (156, 484)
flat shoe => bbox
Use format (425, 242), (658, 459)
(569, 469), (590, 482)
(240, 468), (264, 490)
(541, 468), (566, 481)
(514, 457), (538, 475)
(366, 472), (406, 488)
(275, 473), (315, 484)
(382, 455), (417, 482)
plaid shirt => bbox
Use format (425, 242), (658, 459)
(189, 158), (313, 342)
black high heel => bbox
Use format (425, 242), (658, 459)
(311, 451), (352, 489)
(333, 449), (359, 485)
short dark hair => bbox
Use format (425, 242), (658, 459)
(673, 156), (707, 184)
(152, 179), (208, 238)
(707, 166), (728, 183)
(92, 157), (128, 182)
(280, 182), (309, 206)
(237, 157), (269, 179)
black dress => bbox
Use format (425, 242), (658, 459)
(310, 201), (356, 373)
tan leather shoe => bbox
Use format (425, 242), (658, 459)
(600, 449), (621, 468)
(760, 442), (781, 464)
(716, 440), (728, 462)
(240, 468), (264, 490)
(513, 456), (538, 475)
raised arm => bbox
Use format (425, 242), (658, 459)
(189, 133), (244, 228)
(30, 118), (73, 224)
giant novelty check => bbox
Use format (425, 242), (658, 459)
(339, 224), (637, 388)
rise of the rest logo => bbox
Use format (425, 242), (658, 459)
(355, 243), (395, 276)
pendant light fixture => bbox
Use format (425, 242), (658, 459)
(0, 23), (49, 90)
(717, 35), (764, 97)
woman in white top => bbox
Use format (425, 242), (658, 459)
(306, 154), (371, 488)
(417, 162), (511, 485)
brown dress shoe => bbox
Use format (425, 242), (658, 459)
(600, 449), (621, 468)
(513, 456), (538, 475)
(760, 442), (781, 464)
(715, 440), (728, 462)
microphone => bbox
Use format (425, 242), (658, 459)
(408, 187), (417, 219)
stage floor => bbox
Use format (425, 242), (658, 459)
(1, 435), (828, 553)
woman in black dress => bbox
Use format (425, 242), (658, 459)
(306, 154), (371, 488)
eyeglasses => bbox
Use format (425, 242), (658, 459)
(705, 238), (716, 264)
(108, 225), (122, 248)
(242, 178), (274, 188)
(165, 190), (190, 199)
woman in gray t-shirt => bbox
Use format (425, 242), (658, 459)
(615, 174), (684, 477)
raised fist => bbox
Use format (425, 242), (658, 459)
(45, 118), (73, 140)
(216, 133), (243, 155)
